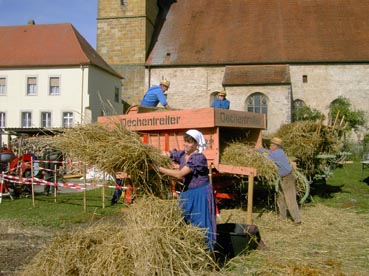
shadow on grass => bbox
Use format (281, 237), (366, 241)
(309, 178), (344, 199)
(362, 176), (369, 185)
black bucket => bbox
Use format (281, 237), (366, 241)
(215, 223), (262, 261)
(0, 152), (15, 163)
(44, 150), (63, 161)
(42, 150), (63, 170)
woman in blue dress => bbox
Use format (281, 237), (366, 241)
(159, 129), (216, 250)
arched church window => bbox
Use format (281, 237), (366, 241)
(329, 98), (344, 127)
(292, 99), (306, 121)
(246, 92), (268, 127)
(293, 99), (305, 109)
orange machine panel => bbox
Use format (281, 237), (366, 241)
(98, 107), (265, 176)
(98, 107), (265, 131)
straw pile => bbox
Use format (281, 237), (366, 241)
(10, 135), (56, 158)
(218, 204), (369, 275)
(221, 142), (279, 185)
(51, 123), (173, 197)
(220, 121), (343, 184)
(275, 121), (343, 176)
(21, 197), (219, 276)
(220, 142), (308, 199)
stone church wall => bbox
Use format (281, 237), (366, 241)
(290, 64), (369, 119)
(146, 67), (292, 133)
(147, 64), (369, 134)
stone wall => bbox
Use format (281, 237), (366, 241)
(97, 0), (158, 105)
(147, 64), (369, 134)
(290, 64), (369, 118)
(96, 1), (368, 136)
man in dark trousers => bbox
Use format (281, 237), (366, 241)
(257, 137), (302, 225)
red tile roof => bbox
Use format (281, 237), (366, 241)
(146, 0), (369, 66)
(0, 23), (122, 78)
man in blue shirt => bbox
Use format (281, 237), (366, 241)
(211, 90), (230, 109)
(257, 137), (302, 225)
(140, 79), (171, 109)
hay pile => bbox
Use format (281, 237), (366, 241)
(275, 121), (344, 176)
(218, 204), (369, 275)
(10, 135), (56, 157)
(220, 142), (309, 201)
(21, 197), (219, 276)
(51, 123), (173, 196)
(221, 142), (279, 185)
(220, 121), (344, 182)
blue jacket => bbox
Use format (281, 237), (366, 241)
(211, 98), (230, 109)
(140, 85), (168, 107)
(258, 147), (292, 177)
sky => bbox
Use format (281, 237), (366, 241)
(0, 0), (98, 48)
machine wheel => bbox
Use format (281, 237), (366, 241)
(274, 168), (311, 205)
(12, 169), (32, 197)
(293, 169), (311, 204)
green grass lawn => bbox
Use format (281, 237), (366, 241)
(2, 161), (369, 275)
(309, 161), (369, 213)
(1, 161), (368, 229)
(0, 186), (122, 229)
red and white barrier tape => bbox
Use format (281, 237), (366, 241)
(1, 173), (117, 190)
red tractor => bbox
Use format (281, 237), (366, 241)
(0, 148), (34, 198)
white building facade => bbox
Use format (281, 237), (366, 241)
(0, 66), (122, 130)
(0, 23), (123, 145)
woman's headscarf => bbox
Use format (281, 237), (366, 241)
(185, 129), (207, 153)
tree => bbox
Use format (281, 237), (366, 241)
(292, 105), (323, 122)
(329, 97), (366, 131)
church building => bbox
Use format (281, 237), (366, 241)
(97, 0), (369, 134)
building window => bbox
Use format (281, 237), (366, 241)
(302, 75), (308, 83)
(114, 87), (120, 102)
(49, 77), (60, 95)
(293, 99), (305, 111)
(21, 112), (32, 128)
(63, 112), (74, 128)
(0, 112), (5, 128)
(27, 77), (37, 95)
(41, 112), (52, 128)
(247, 93), (268, 114)
(120, 0), (127, 6)
(292, 99), (306, 121)
(247, 92), (268, 127)
(0, 78), (6, 96)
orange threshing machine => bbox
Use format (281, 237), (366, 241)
(98, 107), (265, 223)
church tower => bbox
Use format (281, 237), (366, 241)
(96, 0), (161, 109)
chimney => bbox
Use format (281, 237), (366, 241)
(27, 20), (36, 25)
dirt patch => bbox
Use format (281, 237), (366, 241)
(0, 221), (53, 276)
